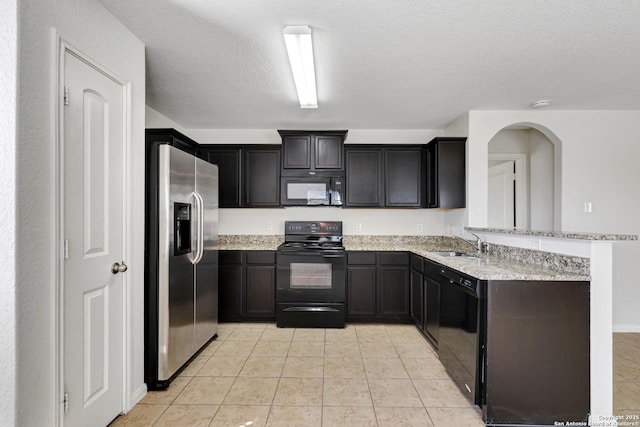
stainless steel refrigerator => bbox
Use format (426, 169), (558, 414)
(145, 143), (219, 390)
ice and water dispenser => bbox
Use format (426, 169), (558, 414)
(174, 202), (191, 255)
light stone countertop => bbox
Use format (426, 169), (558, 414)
(466, 227), (637, 241)
(219, 235), (283, 251)
(346, 243), (590, 281)
(217, 235), (590, 282)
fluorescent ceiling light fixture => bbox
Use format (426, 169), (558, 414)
(283, 25), (318, 109)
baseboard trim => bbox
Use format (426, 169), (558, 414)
(613, 324), (640, 333)
(129, 383), (147, 412)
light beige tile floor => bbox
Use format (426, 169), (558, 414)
(110, 328), (640, 426)
(110, 323), (484, 426)
(614, 333), (640, 416)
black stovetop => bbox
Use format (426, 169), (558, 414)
(279, 221), (344, 252)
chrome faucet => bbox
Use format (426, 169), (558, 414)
(453, 233), (487, 255)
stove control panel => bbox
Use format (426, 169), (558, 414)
(285, 221), (343, 236)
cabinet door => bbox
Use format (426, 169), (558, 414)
(379, 267), (410, 318)
(219, 264), (243, 320)
(437, 140), (466, 208)
(315, 135), (343, 169)
(345, 150), (382, 207)
(282, 135), (312, 169)
(410, 269), (424, 326)
(426, 143), (439, 208)
(426, 138), (466, 208)
(206, 149), (241, 207)
(385, 149), (423, 207)
(347, 266), (377, 316)
(245, 265), (276, 315)
(244, 149), (280, 207)
(424, 277), (440, 345)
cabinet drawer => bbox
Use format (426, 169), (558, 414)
(246, 251), (276, 265)
(347, 251), (377, 265)
(379, 251), (410, 265)
(410, 253), (424, 272)
(219, 250), (243, 265)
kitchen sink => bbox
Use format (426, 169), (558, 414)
(431, 251), (477, 258)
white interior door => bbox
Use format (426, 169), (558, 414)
(488, 160), (515, 228)
(63, 50), (125, 427)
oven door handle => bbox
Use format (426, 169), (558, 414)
(283, 306), (340, 313)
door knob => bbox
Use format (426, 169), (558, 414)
(111, 261), (128, 274)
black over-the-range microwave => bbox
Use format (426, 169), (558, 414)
(280, 176), (344, 206)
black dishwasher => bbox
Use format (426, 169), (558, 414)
(438, 266), (486, 406)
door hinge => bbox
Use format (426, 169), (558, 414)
(63, 392), (69, 414)
(64, 239), (69, 259)
(64, 86), (70, 106)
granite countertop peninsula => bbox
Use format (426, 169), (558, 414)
(466, 227), (637, 241)
(218, 235), (590, 281)
(343, 235), (589, 281)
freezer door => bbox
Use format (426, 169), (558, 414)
(158, 145), (196, 381)
(194, 157), (219, 349)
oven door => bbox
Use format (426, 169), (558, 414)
(276, 250), (346, 303)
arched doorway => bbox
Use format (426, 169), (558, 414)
(487, 123), (561, 231)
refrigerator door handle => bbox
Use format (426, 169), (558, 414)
(188, 192), (199, 264)
(191, 192), (205, 265)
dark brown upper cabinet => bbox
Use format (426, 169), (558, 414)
(426, 137), (466, 208)
(206, 149), (241, 208)
(145, 128), (201, 158)
(345, 148), (383, 207)
(385, 148), (425, 207)
(243, 148), (281, 207)
(278, 130), (347, 176)
(202, 145), (281, 208)
(345, 145), (424, 208)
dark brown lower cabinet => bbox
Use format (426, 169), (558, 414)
(346, 251), (410, 322)
(218, 250), (276, 321)
(410, 269), (424, 326)
(219, 264), (243, 320)
(409, 255), (441, 347)
(219, 251), (243, 321)
(379, 267), (410, 317)
(347, 266), (377, 317)
(245, 265), (276, 315)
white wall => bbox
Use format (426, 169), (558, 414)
(528, 128), (554, 230)
(220, 207), (445, 236)
(0, 0), (17, 424)
(146, 105), (186, 133)
(187, 128), (443, 145)
(17, 1), (145, 425)
(465, 110), (640, 330)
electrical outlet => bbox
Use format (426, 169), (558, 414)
(584, 201), (593, 214)
(447, 223), (454, 234)
(355, 223), (362, 232)
(266, 221), (273, 231)
(417, 224), (423, 233)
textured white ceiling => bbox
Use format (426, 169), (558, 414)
(99, 0), (640, 129)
